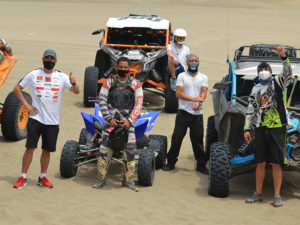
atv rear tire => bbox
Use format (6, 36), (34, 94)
(165, 77), (178, 113)
(149, 135), (167, 169)
(84, 66), (98, 107)
(138, 147), (155, 186)
(205, 116), (218, 160)
(1, 91), (32, 141)
(208, 142), (231, 197)
(60, 140), (79, 178)
(78, 128), (88, 145)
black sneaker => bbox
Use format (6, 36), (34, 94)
(196, 165), (209, 175)
(162, 163), (175, 171)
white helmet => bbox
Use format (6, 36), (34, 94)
(173, 28), (187, 44)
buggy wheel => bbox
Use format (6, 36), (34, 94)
(149, 135), (167, 169)
(208, 142), (231, 197)
(205, 116), (218, 160)
(83, 66), (98, 107)
(138, 147), (155, 186)
(1, 91), (32, 141)
(164, 75), (178, 113)
(78, 128), (87, 145)
(60, 140), (79, 178)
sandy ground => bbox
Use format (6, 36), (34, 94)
(1, 0), (300, 224)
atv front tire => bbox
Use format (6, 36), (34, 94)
(83, 66), (98, 107)
(149, 135), (167, 169)
(60, 140), (79, 178)
(208, 142), (231, 197)
(205, 116), (218, 160)
(138, 147), (155, 186)
(78, 128), (88, 145)
(1, 91), (32, 141)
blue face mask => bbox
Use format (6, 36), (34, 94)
(187, 62), (199, 74)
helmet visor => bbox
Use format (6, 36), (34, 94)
(174, 36), (186, 42)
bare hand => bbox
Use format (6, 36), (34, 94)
(109, 118), (119, 128)
(195, 96), (204, 102)
(122, 120), (131, 129)
(69, 72), (76, 84)
(192, 101), (201, 111)
(244, 131), (252, 143)
(25, 104), (38, 116)
(272, 46), (286, 58)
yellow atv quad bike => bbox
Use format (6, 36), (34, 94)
(0, 38), (32, 141)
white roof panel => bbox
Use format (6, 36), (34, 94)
(106, 16), (169, 30)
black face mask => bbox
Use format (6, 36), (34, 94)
(117, 70), (129, 78)
(43, 60), (55, 70)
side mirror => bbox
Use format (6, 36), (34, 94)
(213, 81), (232, 90)
(92, 29), (104, 35)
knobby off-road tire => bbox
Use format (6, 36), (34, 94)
(138, 147), (155, 186)
(208, 142), (231, 197)
(1, 91), (32, 141)
(149, 135), (167, 169)
(249, 44), (296, 58)
(83, 66), (98, 107)
(60, 140), (79, 178)
(78, 128), (87, 145)
(164, 76), (178, 113)
(205, 116), (218, 160)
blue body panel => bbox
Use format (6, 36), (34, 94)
(81, 103), (161, 139)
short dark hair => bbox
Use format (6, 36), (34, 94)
(257, 61), (272, 74)
(117, 57), (130, 66)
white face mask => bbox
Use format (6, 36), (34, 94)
(258, 70), (271, 81)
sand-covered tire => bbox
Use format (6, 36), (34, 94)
(208, 142), (231, 197)
(249, 44), (296, 58)
(138, 147), (155, 186)
(78, 128), (88, 145)
(1, 91), (32, 141)
(83, 66), (98, 107)
(205, 116), (218, 160)
(165, 77), (178, 113)
(60, 140), (79, 178)
(149, 135), (167, 169)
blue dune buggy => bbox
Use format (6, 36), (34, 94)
(207, 44), (300, 197)
(59, 103), (167, 186)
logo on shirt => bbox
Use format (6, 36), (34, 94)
(45, 77), (51, 82)
(37, 76), (43, 81)
(53, 96), (58, 99)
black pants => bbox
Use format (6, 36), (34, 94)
(166, 110), (207, 167)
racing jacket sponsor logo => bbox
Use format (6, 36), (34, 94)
(51, 88), (59, 92)
(37, 76), (43, 81)
(130, 95), (143, 122)
(44, 83), (52, 87)
(45, 77), (51, 82)
(53, 92), (58, 95)
(36, 87), (44, 90)
(53, 96), (58, 99)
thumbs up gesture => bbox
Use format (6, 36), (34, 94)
(69, 72), (76, 85)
